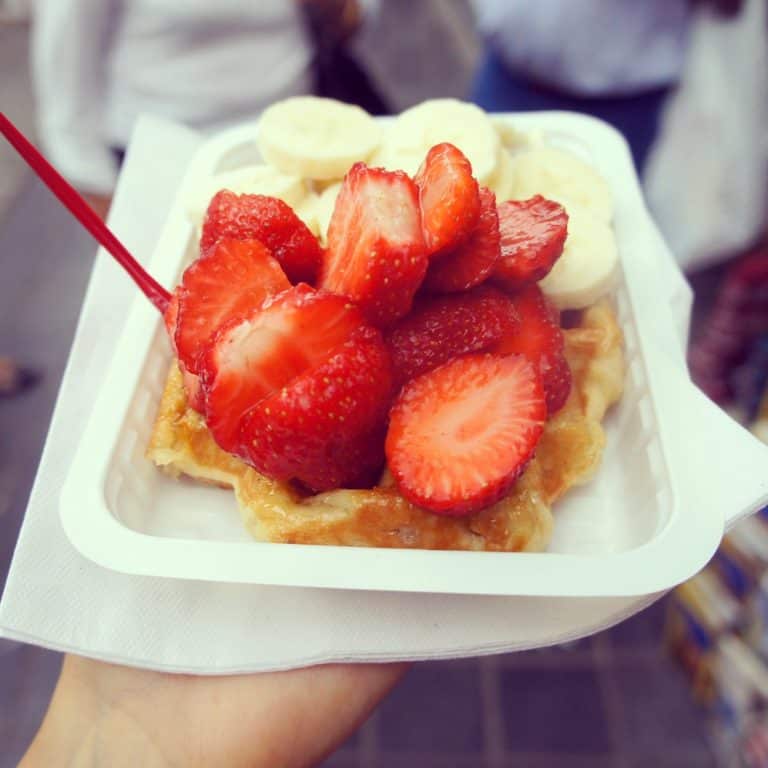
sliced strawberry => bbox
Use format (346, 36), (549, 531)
(174, 238), (290, 374)
(492, 196), (568, 291)
(424, 186), (500, 293)
(163, 291), (204, 412)
(201, 191), (324, 284)
(239, 326), (393, 491)
(386, 285), (518, 389)
(200, 284), (364, 452)
(415, 143), (480, 256)
(163, 291), (180, 340)
(180, 365), (205, 412)
(320, 163), (428, 328)
(386, 353), (546, 516)
(493, 285), (572, 414)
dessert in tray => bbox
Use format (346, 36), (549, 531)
(148, 97), (624, 553)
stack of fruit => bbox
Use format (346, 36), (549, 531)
(162, 99), (620, 518)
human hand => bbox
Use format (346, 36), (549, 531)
(21, 653), (407, 767)
(81, 192), (112, 221)
(300, 0), (362, 45)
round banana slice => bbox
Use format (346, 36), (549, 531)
(256, 96), (381, 181)
(294, 194), (322, 238)
(539, 203), (619, 310)
(382, 98), (500, 183)
(511, 147), (613, 222)
(186, 165), (306, 221)
(488, 148), (516, 203)
(315, 182), (342, 245)
(492, 118), (546, 154)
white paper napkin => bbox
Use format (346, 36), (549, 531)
(0, 116), (751, 673)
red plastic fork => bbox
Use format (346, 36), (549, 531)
(0, 112), (171, 314)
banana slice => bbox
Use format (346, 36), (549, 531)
(492, 119), (546, 154)
(488, 148), (516, 203)
(186, 165), (306, 221)
(365, 132), (391, 169)
(256, 96), (381, 181)
(294, 194), (322, 238)
(381, 98), (500, 183)
(539, 203), (619, 310)
(315, 182), (342, 245)
(511, 147), (613, 222)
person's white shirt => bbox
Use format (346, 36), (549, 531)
(32, 0), (314, 193)
(472, 0), (691, 96)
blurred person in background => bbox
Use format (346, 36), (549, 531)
(469, 0), (743, 171)
(31, 0), (385, 219)
(468, 0), (768, 424)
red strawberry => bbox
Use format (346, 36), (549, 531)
(163, 291), (180, 339)
(320, 163), (428, 328)
(239, 326), (393, 491)
(174, 238), (290, 374)
(386, 353), (546, 516)
(201, 191), (323, 284)
(200, 284), (364, 452)
(386, 286), (518, 389)
(163, 291), (204, 412)
(493, 285), (572, 414)
(424, 186), (500, 293)
(415, 143), (480, 256)
(492, 196), (568, 291)
(179, 365), (204, 412)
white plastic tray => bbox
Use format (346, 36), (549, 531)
(60, 112), (768, 597)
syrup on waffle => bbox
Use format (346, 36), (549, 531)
(147, 300), (623, 552)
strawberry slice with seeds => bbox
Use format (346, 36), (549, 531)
(424, 186), (500, 293)
(386, 285), (518, 389)
(163, 291), (180, 340)
(493, 285), (572, 414)
(492, 196), (568, 291)
(201, 191), (324, 284)
(239, 326), (393, 491)
(320, 163), (428, 328)
(163, 291), (204, 412)
(200, 284), (364, 452)
(174, 238), (290, 375)
(386, 353), (546, 516)
(414, 143), (480, 256)
(179, 365), (205, 412)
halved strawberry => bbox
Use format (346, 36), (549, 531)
(200, 284), (364, 452)
(174, 238), (290, 374)
(493, 285), (572, 414)
(492, 196), (568, 291)
(320, 163), (428, 328)
(239, 326), (393, 491)
(386, 353), (546, 516)
(414, 143), (480, 256)
(163, 291), (180, 340)
(179, 365), (204, 413)
(201, 191), (324, 284)
(163, 291), (204, 412)
(385, 285), (518, 389)
(424, 186), (500, 293)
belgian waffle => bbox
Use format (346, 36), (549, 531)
(148, 300), (623, 552)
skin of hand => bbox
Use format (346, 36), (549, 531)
(299, 0), (362, 44)
(82, 192), (112, 221)
(21, 654), (407, 768)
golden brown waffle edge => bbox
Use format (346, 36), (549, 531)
(147, 300), (624, 552)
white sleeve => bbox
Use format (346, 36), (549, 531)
(31, 0), (120, 193)
(469, 0), (690, 96)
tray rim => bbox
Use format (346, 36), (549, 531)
(59, 110), (726, 597)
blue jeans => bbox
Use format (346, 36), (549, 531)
(470, 49), (670, 172)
